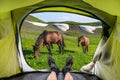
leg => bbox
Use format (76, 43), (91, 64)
(50, 43), (54, 49)
(47, 71), (57, 80)
(57, 42), (62, 54)
(47, 56), (60, 80)
(58, 41), (64, 54)
(61, 41), (65, 54)
(46, 43), (52, 55)
(62, 56), (73, 79)
(62, 56), (73, 80)
(42, 42), (46, 48)
(87, 45), (88, 52)
(34, 51), (39, 58)
(61, 46), (64, 54)
(64, 72), (73, 80)
(85, 46), (88, 53)
(48, 56), (60, 75)
(82, 46), (86, 53)
(61, 41), (64, 54)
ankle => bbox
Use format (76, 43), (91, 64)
(62, 66), (71, 76)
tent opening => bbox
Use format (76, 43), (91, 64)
(1, 0), (118, 79)
(20, 12), (102, 71)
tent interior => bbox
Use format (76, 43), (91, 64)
(0, 0), (120, 80)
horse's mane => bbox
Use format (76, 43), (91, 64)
(34, 31), (47, 47)
(41, 30), (48, 36)
(78, 36), (84, 40)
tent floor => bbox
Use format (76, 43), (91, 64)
(0, 71), (102, 80)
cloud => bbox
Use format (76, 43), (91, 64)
(30, 12), (100, 23)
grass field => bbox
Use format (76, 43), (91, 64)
(21, 26), (101, 71)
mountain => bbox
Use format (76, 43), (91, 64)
(26, 15), (45, 23)
(48, 21), (102, 26)
(21, 15), (102, 37)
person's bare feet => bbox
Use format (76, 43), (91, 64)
(64, 72), (73, 80)
(48, 56), (60, 75)
(47, 71), (57, 80)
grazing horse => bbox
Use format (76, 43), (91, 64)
(33, 30), (65, 58)
(78, 36), (90, 53)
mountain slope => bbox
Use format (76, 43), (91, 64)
(21, 15), (102, 37)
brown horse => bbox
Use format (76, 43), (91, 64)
(78, 36), (90, 53)
(33, 30), (65, 58)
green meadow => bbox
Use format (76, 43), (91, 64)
(21, 28), (101, 71)
(21, 15), (101, 71)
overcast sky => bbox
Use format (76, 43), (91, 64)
(30, 12), (100, 23)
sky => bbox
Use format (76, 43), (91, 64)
(30, 12), (100, 23)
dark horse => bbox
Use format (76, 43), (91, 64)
(78, 36), (90, 53)
(33, 30), (65, 58)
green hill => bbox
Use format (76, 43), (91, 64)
(26, 15), (45, 23)
(48, 21), (102, 26)
(21, 15), (102, 38)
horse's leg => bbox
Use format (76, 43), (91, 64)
(61, 46), (64, 54)
(46, 43), (52, 55)
(34, 51), (39, 58)
(82, 46), (86, 53)
(60, 41), (65, 54)
(84, 46), (87, 53)
(61, 42), (64, 54)
(57, 42), (62, 54)
(87, 45), (88, 52)
(42, 42), (46, 48)
(51, 43), (54, 49)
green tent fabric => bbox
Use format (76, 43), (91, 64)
(0, 0), (120, 80)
